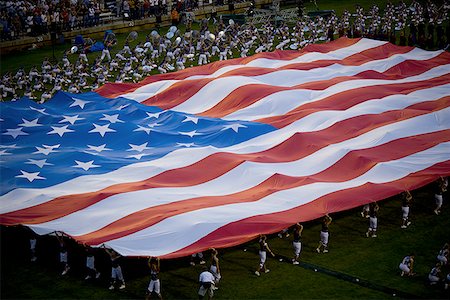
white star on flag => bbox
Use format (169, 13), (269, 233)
(176, 142), (196, 148)
(42, 144), (60, 150)
(0, 144), (17, 149)
(221, 123), (247, 133)
(145, 111), (164, 119)
(182, 116), (199, 124)
(100, 114), (124, 124)
(2, 128), (28, 139)
(148, 122), (163, 128)
(73, 160), (101, 171)
(89, 123), (116, 137)
(0, 149), (12, 155)
(127, 142), (152, 152)
(29, 106), (50, 115)
(87, 144), (111, 153)
(25, 159), (53, 168)
(33, 145), (59, 155)
(70, 98), (90, 109)
(47, 125), (75, 137)
(133, 125), (152, 135)
(117, 104), (130, 110)
(59, 115), (84, 125)
(19, 118), (42, 127)
(178, 130), (204, 137)
(126, 153), (151, 160)
(15, 170), (46, 182)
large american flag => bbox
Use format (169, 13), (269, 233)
(1, 38), (449, 258)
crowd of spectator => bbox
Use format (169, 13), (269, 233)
(1, 0), (450, 102)
(0, 0), (246, 40)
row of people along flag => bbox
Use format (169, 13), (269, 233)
(1, 38), (449, 258)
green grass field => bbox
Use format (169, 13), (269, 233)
(1, 1), (450, 299)
(2, 184), (449, 299)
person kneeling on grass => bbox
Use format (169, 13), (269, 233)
(198, 267), (215, 300)
(399, 254), (415, 277)
(428, 263), (442, 285)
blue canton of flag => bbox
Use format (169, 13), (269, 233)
(0, 91), (276, 194)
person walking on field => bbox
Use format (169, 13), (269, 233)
(401, 190), (413, 228)
(104, 247), (126, 290)
(434, 176), (448, 215)
(147, 256), (162, 299)
(292, 223), (303, 265)
(366, 202), (379, 238)
(255, 234), (275, 276)
(316, 214), (332, 253)
(84, 246), (101, 280)
(55, 231), (70, 276)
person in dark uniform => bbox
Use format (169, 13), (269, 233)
(292, 223), (303, 265)
(84, 246), (101, 280)
(55, 231), (70, 276)
(316, 214), (332, 253)
(255, 234), (275, 276)
(366, 202), (379, 238)
(401, 190), (412, 228)
(147, 256), (162, 299)
(434, 176), (448, 215)
(104, 247), (126, 290)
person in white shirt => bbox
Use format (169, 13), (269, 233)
(198, 267), (215, 299)
(399, 254), (415, 277)
(428, 263), (441, 285)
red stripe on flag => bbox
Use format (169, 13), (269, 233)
(76, 130), (450, 245)
(160, 161), (450, 259)
(1, 98), (448, 226)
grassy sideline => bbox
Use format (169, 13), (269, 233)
(1, 183), (449, 299)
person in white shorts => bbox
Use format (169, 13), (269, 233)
(445, 273), (450, 290)
(85, 246), (100, 280)
(292, 223), (303, 264)
(434, 177), (447, 215)
(147, 256), (162, 299)
(104, 247), (125, 290)
(255, 234), (275, 276)
(191, 252), (206, 266)
(316, 214), (332, 253)
(399, 254), (415, 276)
(198, 267), (215, 299)
(55, 232), (70, 276)
(366, 202), (379, 238)
(401, 191), (412, 228)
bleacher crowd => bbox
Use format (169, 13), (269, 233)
(0, 0), (241, 40)
(1, 0), (450, 102)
